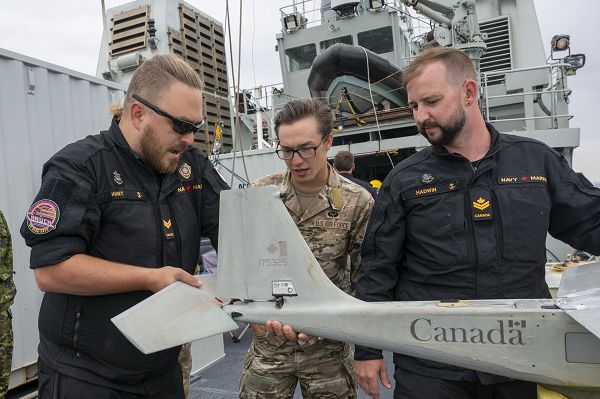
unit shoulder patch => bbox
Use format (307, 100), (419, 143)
(26, 199), (60, 234)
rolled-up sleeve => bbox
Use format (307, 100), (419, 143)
(21, 157), (100, 268)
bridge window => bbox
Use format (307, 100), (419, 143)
(357, 26), (393, 54)
(320, 35), (353, 51)
(285, 44), (317, 72)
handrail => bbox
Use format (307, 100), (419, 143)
(278, 0), (405, 29)
(481, 62), (572, 129)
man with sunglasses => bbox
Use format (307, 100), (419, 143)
(239, 98), (374, 399)
(21, 54), (227, 398)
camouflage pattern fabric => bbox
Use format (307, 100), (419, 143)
(0, 209), (16, 397)
(180, 265), (200, 398)
(179, 342), (192, 398)
(241, 333), (356, 399)
(240, 166), (373, 398)
(252, 166), (373, 292)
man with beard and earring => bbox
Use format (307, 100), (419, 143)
(353, 47), (600, 399)
(21, 54), (228, 399)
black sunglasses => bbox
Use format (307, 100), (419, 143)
(132, 94), (205, 135)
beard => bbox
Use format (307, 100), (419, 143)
(139, 124), (186, 175)
(417, 106), (466, 146)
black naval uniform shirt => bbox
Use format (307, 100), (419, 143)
(21, 118), (228, 394)
(355, 123), (600, 383)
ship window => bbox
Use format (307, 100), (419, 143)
(320, 35), (353, 51)
(357, 26), (394, 54)
(285, 44), (317, 72)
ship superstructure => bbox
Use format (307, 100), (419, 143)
(215, 0), (587, 259)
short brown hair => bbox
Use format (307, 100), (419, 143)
(402, 47), (476, 88)
(333, 151), (354, 172)
(274, 98), (334, 139)
(113, 54), (203, 119)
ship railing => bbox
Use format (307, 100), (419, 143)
(481, 63), (574, 130)
(229, 83), (285, 147)
(279, 0), (406, 30)
(230, 83), (283, 115)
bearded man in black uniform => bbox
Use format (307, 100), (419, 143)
(21, 54), (227, 399)
(353, 47), (600, 399)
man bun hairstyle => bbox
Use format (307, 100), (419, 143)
(274, 98), (334, 139)
(114, 54), (204, 119)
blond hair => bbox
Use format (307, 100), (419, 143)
(112, 54), (203, 119)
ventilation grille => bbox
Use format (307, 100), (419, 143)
(479, 16), (512, 86)
(109, 5), (149, 58)
(167, 3), (232, 153)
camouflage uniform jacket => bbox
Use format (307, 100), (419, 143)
(0, 210), (16, 307)
(1, 210), (15, 399)
(241, 166), (372, 398)
(253, 165), (374, 294)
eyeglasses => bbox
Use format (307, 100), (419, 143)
(132, 94), (205, 135)
(276, 135), (329, 160)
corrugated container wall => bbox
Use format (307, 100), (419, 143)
(0, 48), (126, 389)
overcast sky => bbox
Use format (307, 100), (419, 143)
(1, 0), (598, 181)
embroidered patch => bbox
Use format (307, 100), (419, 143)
(26, 199), (60, 234)
(402, 181), (459, 200)
(160, 205), (175, 240)
(498, 175), (547, 184)
(329, 187), (343, 210)
(313, 219), (351, 231)
(179, 163), (192, 180)
(470, 189), (493, 221)
(97, 190), (146, 203)
(113, 170), (123, 185)
(472, 197), (490, 210)
(421, 173), (434, 184)
(176, 183), (202, 194)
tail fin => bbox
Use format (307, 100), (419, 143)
(111, 275), (238, 354)
(113, 186), (351, 353)
(557, 261), (600, 339)
(217, 185), (349, 303)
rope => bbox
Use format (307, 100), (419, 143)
(360, 46), (395, 168)
(225, 0), (250, 187)
(212, 158), (250, 186)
